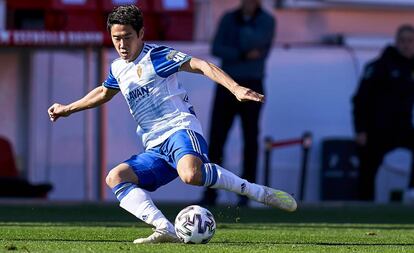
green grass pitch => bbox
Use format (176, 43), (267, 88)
(1, 202), (414, 252)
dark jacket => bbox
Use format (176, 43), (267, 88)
(352, 46), (414, 134)
(211, 7), (275, 81)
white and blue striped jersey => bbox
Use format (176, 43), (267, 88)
(103, 43), (204, 149)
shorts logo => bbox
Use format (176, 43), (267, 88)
(142, 215), (148, 221)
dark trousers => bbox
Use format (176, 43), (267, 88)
(201, 79), (263, 203)
(0, 177), (52, 198)
(357, 129), (414, 201)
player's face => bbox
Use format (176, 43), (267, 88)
(111, 24), (144, 62)
(241, 0), (260, 15)
(396, 30), (414, 59)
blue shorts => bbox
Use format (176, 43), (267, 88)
(124, 129), (210, 192)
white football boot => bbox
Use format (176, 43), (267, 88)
(133, 228), (181, 244)
(261, 186), (297, 212)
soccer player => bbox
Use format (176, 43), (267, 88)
(48, 5), (297, 244)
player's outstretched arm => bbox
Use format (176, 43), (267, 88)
(48, 86), (118, 122)
(180, 57), (264, 103)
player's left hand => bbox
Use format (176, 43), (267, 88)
(232, 86), (265, 103)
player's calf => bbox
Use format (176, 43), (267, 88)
(199, 163), (297, 212)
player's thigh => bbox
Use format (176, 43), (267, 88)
(125, 151), (178, 192)
(166, 129), (210, 184)
(166, 129), (210, 167)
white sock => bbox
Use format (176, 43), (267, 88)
(202, 163), (265, 202)
(113, 183), (174, 232)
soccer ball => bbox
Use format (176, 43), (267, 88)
(174, 205), (216, 244)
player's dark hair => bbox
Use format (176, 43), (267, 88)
(107, 5), (144, 34)
(396, 24), (414, 40)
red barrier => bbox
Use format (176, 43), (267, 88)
(264, 132), (312, 201)
(269, 138), (302, 148)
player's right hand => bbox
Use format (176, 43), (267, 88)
(246, 49), (262, 60)
(48, 103), (70, 122)
(232, 85), (265, 103)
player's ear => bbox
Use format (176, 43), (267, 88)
(138, 27), (145, 40)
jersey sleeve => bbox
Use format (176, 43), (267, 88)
(150, 46), (192, 78)
(102, 67), (120, 90)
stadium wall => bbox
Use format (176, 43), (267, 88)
(1, 42), (411, 203)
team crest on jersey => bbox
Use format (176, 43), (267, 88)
(166, 50), (186, 63)
(136, 65), (143, 78)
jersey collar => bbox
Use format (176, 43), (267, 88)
(132, 43), (151, 64)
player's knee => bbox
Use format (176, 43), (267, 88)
(105, 165), (138, 189)
(179, 166), (202, 186)
(177, 155), (204, 185)
(105, 169), (121, 188)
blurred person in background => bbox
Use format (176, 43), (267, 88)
(352, 24), (414, 202)
(199, 0), (275, 207)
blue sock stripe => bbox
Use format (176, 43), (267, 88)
(114, 182), (132, 196)
(210, 164), (218, 186)
(201, 164), (209, 186)
(117, 184), (135, 201)
(201, 166), (207, 186)
(112, 182), (136, 201)
(202, 163), (218, 187)
(206, 164), (212, 186)
(112, 182), (129, 194)
(115, 183), (134, 196)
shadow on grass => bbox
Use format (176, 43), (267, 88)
(218, 223), (414, 230)
(2, 222), (414, 231)
(1, 202), (414, 224)
(0, 222), (142, 228)
(218, 241), (414, 247)
(5, 238), (414, 247)
(4, 238), (131, 243)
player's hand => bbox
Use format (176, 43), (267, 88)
(48, 103), (70, 122)
(246, 49), (262, 60)
(232, 85), (265, 103)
